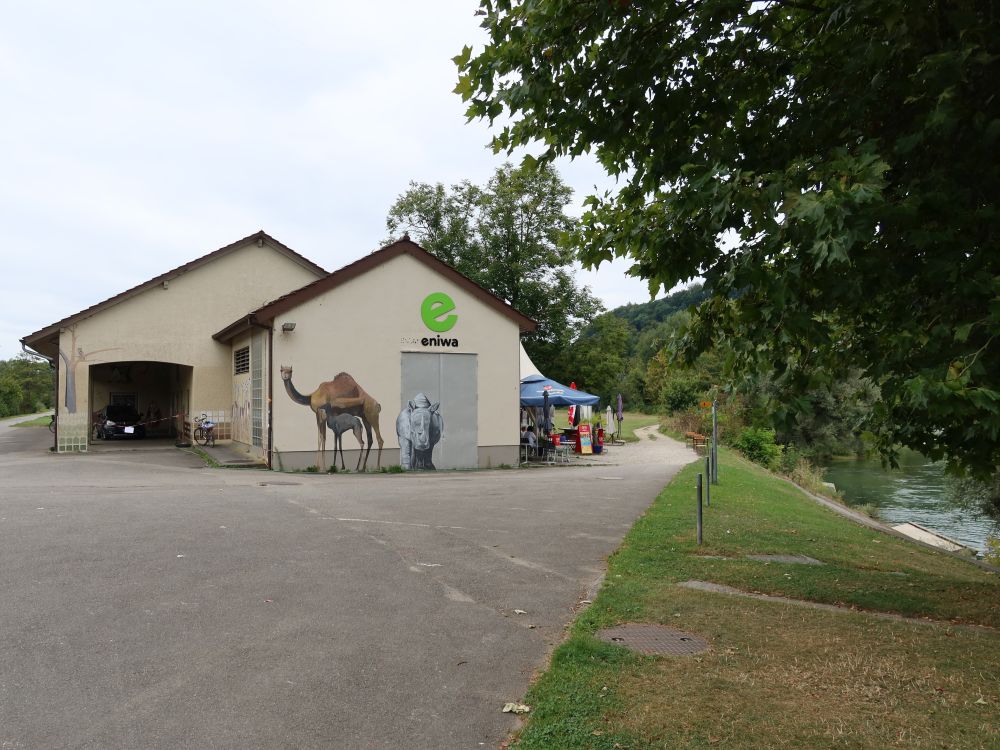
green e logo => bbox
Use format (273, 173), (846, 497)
(421, 292), (458, 332)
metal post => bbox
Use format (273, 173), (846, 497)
(711, 401), (719, 484)
(696, 473), (703, 545)
(705, 456), (711, 507)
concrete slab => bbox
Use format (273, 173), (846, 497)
(87, 437), (179, 452)
(197, 440), (267, 468)
(746, 554), (824, 565)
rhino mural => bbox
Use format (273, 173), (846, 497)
(396, 393), (443, 470)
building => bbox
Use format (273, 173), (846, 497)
(21, 231), (535, 470)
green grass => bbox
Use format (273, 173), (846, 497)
(12, 415), (51, 428)
(511, 448), (999, 749)
(185, 446), (221, 468)
(615, 411), (662, 442)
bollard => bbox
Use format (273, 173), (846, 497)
(696, 473), (703, 545)
(705, 456), (711, 507)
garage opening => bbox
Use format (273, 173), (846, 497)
(88, 361), (192, 445)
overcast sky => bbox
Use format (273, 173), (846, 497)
(0, 2), (664, 361)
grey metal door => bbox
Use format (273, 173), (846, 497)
(400, 352), (478, 470)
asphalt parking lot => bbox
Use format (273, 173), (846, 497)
(0, 417), (694, 749)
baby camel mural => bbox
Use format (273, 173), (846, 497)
(321, 408), (365, 472)
(280, 365), (384, 471)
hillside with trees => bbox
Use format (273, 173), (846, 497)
(559, 285), (877, 465)
(610, 284), (710, 334)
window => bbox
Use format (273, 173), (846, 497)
(110, 392), (138, 409)
(233, 346), (250, 375)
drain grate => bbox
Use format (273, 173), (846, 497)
(596, 624), (709, 656)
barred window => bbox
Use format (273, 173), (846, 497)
(233, 346), (250, 375)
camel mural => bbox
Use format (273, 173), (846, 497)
(321, 408), (365, 471)
(396, 393), (444, 470)
(280, 365), (383, 471)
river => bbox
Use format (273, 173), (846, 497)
(823, 450), (997, 554)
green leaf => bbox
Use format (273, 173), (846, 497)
(452, 45), (473, 69)
(453, 75), (474, 101)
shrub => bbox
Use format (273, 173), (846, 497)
(789, 457), (838, 497)
(667, 407), (707, 436)
(984, 536), (1000, 566)
(734, 427), (783, 469)
(659, 376), (702, 414)
(856, 503), (881, 520)
(777, 444), (803, 475)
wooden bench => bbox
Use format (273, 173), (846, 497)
(685, 431), (707, 449)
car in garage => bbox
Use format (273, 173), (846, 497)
(95, 404), (146, 439)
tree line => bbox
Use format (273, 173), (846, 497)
(0, 355), (54, 418)
(455, 0), (998, 485)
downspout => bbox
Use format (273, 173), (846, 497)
(250, 320), (274, 470)
(267, 324), (273, 470)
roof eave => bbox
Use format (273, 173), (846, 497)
(20, 334), (59, 360)
(213, 315), (265, 343)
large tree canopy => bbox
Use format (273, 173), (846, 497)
(385, 162), (602, 379)
(457, 0), (999, 475)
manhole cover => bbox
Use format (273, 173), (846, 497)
(596, 624), (709, 656)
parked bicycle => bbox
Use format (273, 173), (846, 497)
(193, 413), (216, 446)
(48, 415), (56, 433)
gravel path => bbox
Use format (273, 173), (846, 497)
(570, 423), (697, 467)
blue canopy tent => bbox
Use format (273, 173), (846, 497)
(519, 375), (600, 407)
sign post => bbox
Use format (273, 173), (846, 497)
(696, 473), (704, 545)
(711, 400), (719, 484)
(705, 456), (711, 507)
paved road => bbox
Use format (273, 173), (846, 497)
(0, 425), (694, 749)
(0, 412), (53, 454)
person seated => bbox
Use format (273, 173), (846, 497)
(520, 426), (540, 459)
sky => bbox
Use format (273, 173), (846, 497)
(0, 2), (663, 361)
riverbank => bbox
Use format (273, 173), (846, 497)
(824, 451), (995, 553)
(509, 446), (998, 749)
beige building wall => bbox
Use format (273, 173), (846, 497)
(55, 240), (321, 451)
(270, 253), (521, 470)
